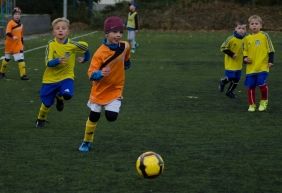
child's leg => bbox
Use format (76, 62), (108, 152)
(83, 111), (100, 142)
(226, 78), (239, 98)
(14, 53), (29, 80)
(259, 84), (268, 100)
(219, 76), (229, 92)
(247, 87), (256, 105)
(56, 79), (74, 111)
(79, 110), (100, 152)
(35, 103), (51, 128)
(0, 55), (11, 76)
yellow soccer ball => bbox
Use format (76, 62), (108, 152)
(136, 151), (164, 179)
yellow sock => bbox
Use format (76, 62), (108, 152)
(37, 103), (50, 120)
(83, 119), (97, 142)
(18, 61), (27, 77)
(1, 59), (9, 73)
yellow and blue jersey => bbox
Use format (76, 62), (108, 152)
(220, 34), (244, 71)
(42, 38), (88, 83)
(243, 31), (275, 75)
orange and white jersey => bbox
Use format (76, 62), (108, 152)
(88, 41), (130, 105)
(4, 19), (24, 54)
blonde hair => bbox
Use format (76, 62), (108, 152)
(51, 17), (70, 28)
(248, 15), (262, 24)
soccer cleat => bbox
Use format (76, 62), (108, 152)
(248, 104), (256, 112)
(226, 91), (235, 98)
(20, 75), (29, 80)
(78, 141), (92, 152)
(35, 119), (46, 128)
(218, 80), (225, 92)
(0, 72), (6, 79)
(56, 96), (64, 112)
(258, 100), (268, 112)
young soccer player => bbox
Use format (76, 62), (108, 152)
(35, 17), (90, 128)
(0, 7), (29, 80)
(126, 3), (139, 53)
(243, 15), (275, 112)
(219, 21), (246, 98)
(78, 16), (131, 152)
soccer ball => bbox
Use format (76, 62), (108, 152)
(136, 151), (164, 179)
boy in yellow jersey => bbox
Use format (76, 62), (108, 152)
(35, 18), (90, 127)
(243, 15), (275, 112)
(126, 3), (139, 53)
(0, 7), (29, 80)
(78, 16), (131, 152)
(219, 21), (246, 98)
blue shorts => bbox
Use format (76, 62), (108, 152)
(40, 78), (74, 107)
(244, 72), (268, 88)
(225, 70), (241, 81)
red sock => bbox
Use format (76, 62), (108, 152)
(248, 88), (256, 105)
(259, 84), (268, 100)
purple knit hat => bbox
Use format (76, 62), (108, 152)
(104, 16), (124, 33)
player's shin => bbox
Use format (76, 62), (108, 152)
(83, 118), (97, 142)
(259, 84), (268, 100)
(37, 103), (50, 120)
(18, 61), (27, 77)
(1, 59), (9, 73)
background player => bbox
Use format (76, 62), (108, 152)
(219, 21), (246, 98)
(126, 3), (139, 53)
(243, 15), (275, 112)
(0, 7), (29, 80)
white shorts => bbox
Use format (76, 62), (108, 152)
(5, 53), (24, 61)
(87, 99), (122, 113)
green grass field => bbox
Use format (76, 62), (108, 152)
(0, 31), (282, 193)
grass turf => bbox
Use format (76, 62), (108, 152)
(0, 31), (282, 193)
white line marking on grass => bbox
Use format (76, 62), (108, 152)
(0, 31), (98, 59)
(23, 31), (98, 54)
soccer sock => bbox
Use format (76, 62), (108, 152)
(18, 61), (27, 77)
(37, 103), (50, 120)
(83, 118), (97, 143)
(1, 59), (9, 73)
(259, 84), (268, 100)
(226, 80), (238, 93)
(221, 77), (229, 85)
(248, 88), (256, 105)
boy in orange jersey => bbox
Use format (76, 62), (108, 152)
(0, 7), (29, 80)
(78, 16), (131, 152)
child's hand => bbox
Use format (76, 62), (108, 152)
(102, 66), (110, 76)
(244, 57), (252, 64)
(232, 54), (237, 59)
(59, 57), (67, 64)
(269, 63), (274, 68)
(77, 57), (84, 63)
(13, 36), (18, 40)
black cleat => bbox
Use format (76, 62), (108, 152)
(56, 96), (64, 111)
(20, 75), (29, 80)
(35, 119), (46, 128)
(0, 73), (6, 79)
(226, 91), (236, 99)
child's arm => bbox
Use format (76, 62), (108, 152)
(268, 52), (274, 68)
(88, 52), (110, 81)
